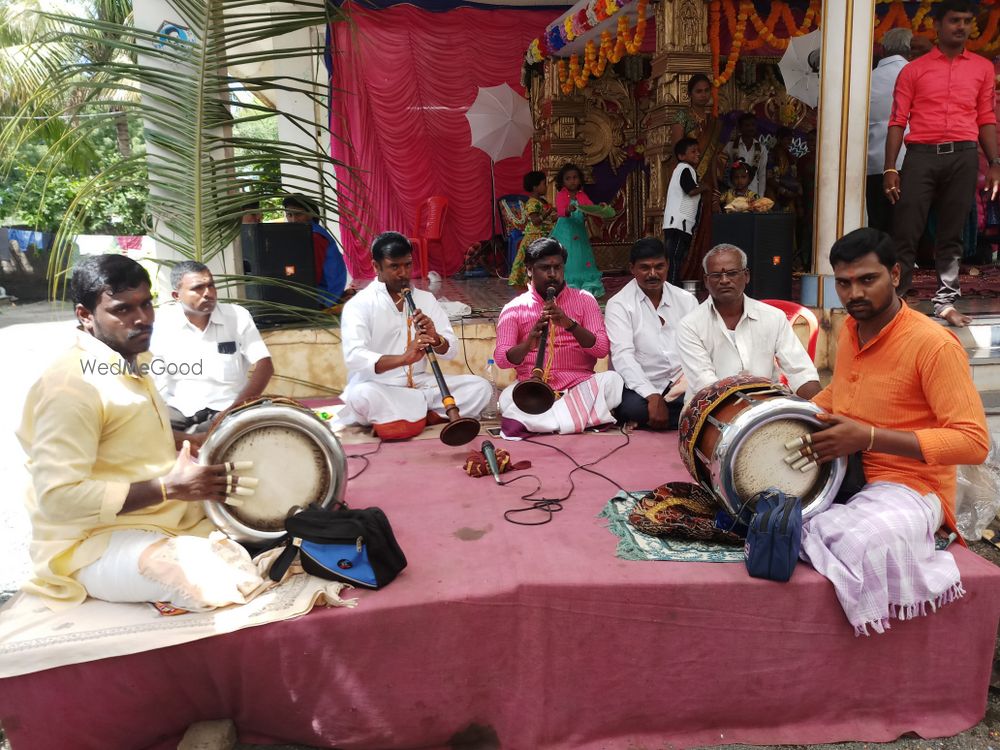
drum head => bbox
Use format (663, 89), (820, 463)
(731, 418), (817, 502)
(201, 402), (347, 544)
(219, 425), (332, 532)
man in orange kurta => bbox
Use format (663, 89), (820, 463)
(789, 227), (988, 635)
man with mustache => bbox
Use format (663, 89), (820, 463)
(676, 243), (820, 399)
(605, 237), (698, 430)
(494, 237), (623, 437)
(883, 0), (1000, 327)
(17, 254), (264, 610)
(339, 232), (492, 440)
(786, 227), (988, 635)
(150, 261), (274, 434)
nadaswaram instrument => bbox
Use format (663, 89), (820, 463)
(401, 288), (481, 446)
(200, 398), (347, 544)
(678, 375), (845, 521)
(511, 285), (557, 415)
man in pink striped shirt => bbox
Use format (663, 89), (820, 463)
(494, 238), (623, 438)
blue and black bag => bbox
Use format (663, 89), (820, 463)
(268, 506), (407, 589)
(743, 488), (802, 583)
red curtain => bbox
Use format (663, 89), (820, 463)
(329, 4), (560, 278)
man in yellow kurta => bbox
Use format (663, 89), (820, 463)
(18, 254), (260, 610)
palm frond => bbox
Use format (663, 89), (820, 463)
(1, 0), (362, 310)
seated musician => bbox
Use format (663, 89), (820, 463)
(17, 255), (264, 610)
(494, 237), (624, 437)
(151, 261), (274, 433)
(605, 237), (698, 430)
(789, 228), (988, 635)
(676, 243), (820, 399)
(339, 232), (492, 440)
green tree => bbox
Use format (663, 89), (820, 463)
(0, 0), (352, 321)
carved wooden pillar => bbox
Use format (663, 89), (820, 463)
(645, 0), (713, 232)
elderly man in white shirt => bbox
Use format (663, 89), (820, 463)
(866, 27), (920, 233)
(677, 244), (820, 399)
(339, 232), (492, 440)
(151, 261), (274, 433)
(606, 237), (698, 430)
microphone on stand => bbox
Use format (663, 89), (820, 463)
(481, 440), (502, 484)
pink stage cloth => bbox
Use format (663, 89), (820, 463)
(2, 431), (999, 750)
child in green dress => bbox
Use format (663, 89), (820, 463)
(550, 163), (608, 297)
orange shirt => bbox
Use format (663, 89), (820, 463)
(813, 303), (988, 525)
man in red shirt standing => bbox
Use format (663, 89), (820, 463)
(883, 0), (1000, 327)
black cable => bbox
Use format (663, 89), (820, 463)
(346, 438), (383, 481)
(499, 428), (635, 526)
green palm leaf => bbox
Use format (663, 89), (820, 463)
(0, 0), (360, 312)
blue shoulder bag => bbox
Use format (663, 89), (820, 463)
(743, 488), (802, 583)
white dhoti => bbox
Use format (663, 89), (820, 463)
(341, 373), (492, 428)
(75, 529), (268, 611)
(499, 371), (624, 437)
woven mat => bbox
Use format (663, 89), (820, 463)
(598, 491), (744, 563)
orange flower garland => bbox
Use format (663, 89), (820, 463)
(557, 0), (648, 94)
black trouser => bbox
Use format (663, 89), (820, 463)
(891, 144), (978, 309)
(614, 387), (683, 430)
(865, 173), (894, 234)
(663, 229), (692, 288)
(168, 405), (219, 434)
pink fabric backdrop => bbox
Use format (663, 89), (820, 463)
(329, 4), (559, 278)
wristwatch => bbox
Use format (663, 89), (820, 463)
(565, 319), (579, 332)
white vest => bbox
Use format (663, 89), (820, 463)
(663, 162), (701, 233)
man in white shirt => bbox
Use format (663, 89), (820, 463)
(677, 244), (820, 399)
(606, 237), (698, 430)
(867, 28), (916, 233)
(339, 232), (492, 440)
(724, 112), (768, 197)
(151, 261), (274, 433)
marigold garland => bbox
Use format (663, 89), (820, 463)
(556, 0), (649, 94)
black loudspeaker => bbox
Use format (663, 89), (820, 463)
(240, 224), (318, 325)
(710, 212), (795, 300)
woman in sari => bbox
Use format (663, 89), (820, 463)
(668, 73), (727, 282)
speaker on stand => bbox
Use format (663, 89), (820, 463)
(240, 223), (318, 327)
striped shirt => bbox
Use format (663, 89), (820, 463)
(494, 285), (609, 392)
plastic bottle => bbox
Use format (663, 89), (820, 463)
(480, 358), (500, 420)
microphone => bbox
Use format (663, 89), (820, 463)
(481, 440), (502, 484)
(545, 286), (557, 301)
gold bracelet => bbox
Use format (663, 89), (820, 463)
(867, 425), (876, 452)
(883, 168), (899, 175)
(158, 477), (169, 503)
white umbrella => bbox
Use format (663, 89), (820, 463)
(465, 83), (533, 162)
(465, 84), (534, 251)
(779, 29), (821, 108)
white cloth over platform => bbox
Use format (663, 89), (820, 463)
(499, 371), (624, 435)
(339, 280), (491, 426)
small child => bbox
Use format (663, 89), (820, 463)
(719, 160), (760, 210)
(663, 137), (710, 287)
(551, 163), (607, 296)
(510, 171), (556, 287)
